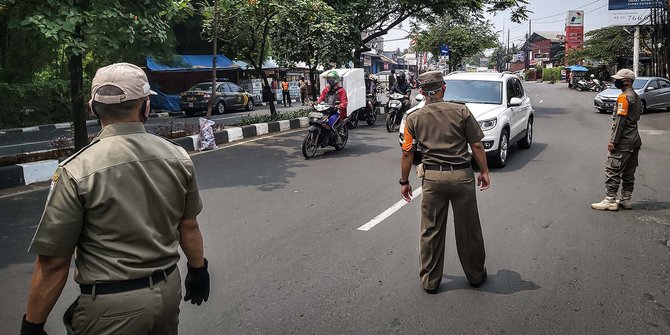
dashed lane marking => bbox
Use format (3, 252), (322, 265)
(358, 187), (423, 232)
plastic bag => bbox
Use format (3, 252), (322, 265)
(198, 117), (218, 151)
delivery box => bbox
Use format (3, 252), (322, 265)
(319, 68), (365, 117)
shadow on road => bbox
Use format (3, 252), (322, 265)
(439, 269), (540, 295)
(494, 142), (548, 173)
(534, 107), (567, 119)
(636, 200), (670, 212)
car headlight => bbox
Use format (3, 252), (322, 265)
(478, 118), (497, 131)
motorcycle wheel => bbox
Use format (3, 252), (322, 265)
(335, 124), (349, 150)
(302, 132), (319, 159)
(349, 112), (359, 129)
(366, 112), (377, 126)
(386, 111), (396, 132)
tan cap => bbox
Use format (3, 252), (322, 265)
(419, 71), (444, 90)
(611, 69), (635, 81)
(91, 63), (157, 104)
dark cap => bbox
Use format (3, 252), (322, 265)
(419, 71), (443, 90)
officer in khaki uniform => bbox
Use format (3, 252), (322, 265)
(400, 71), (491, 294)
(21, 63), (210, 335)
(591, 69), (642, 211)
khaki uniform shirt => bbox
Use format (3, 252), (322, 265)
(402, 101), (484, 165)
(29, 123), (202, 284)
(611, 87), (642, 150)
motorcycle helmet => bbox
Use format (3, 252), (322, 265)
(326, 70), (340, 87)
(590, 74), (595, 78)
(397, 72), (406, 83)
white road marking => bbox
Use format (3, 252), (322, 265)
(190, 129), (304, 156)
(358, 186), (423, 232)
(534, 93), (541, 97)
(640, 130), (667, 135)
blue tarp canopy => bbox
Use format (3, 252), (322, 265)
(567, 65), (588, 72)
(147, 55), (238, 72)
(234, 59), (279, 70)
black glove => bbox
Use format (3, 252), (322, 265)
(21, 314), (47, 335)
(184, 258), (210, 306)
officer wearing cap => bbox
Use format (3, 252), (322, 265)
(591, 68), (642, 211)
(20, 63), (210, 335)
(400, 71), (491, 294)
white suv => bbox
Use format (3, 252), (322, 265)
(399, 72), (534, 168)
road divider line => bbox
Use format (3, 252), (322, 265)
(358, 186), (423, 232)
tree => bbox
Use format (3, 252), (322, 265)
(575, 27), (634, 65)
(271, 0), (357, 99)
(202, 0), (283, 116)
(327, 0), (530, 67)
(489, 47), (512, 71)
(7, 0), (191, 149)
(414, 14), (498, 72)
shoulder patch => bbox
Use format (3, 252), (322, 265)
(59, 138), (100, 167)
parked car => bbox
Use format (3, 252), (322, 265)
(399, 72), (535, 168)
(180, 80), (255, 117)
(594, 77), (670, 114)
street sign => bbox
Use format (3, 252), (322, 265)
(440, 44), (450, 56)
(608, 0), (657, 26)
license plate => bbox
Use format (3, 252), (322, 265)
(308, 112), (323, 118)
(603, 103), (613, 108)
(188, 103), (194, 107)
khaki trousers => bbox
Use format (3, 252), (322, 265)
(605, 148), (640, 197)
(420, 168), (486, 290)
(64, 267), (182, 335)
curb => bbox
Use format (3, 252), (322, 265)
(0, 117), (309, 189)
(0, 121), (99, 135)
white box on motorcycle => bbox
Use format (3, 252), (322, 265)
(319, 68), (366, 117)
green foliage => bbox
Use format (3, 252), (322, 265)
(0, 80), (72, 128)
(542, 67), (563, 83)
(271, 0), (356, 69)
(414, 14), (497, 71)
(238, 110), (309, 126)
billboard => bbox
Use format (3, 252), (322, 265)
(565, 10), (585, 52)
(566, 10), (584, 26)
(608, 0), (655, 26)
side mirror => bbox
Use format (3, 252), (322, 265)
(509, 97), (523, 107)
(415, 94), (425, 102)
(646, 87), (656, 91)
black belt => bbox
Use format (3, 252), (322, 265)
(80, 264), (177, 295)
(424, 163), (471, 171)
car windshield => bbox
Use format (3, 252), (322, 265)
(190, 83), (213, 91)
(444, 80), (502, 104)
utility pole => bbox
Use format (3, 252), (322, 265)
(633, 26), (640, 76)
(507, 28), (510, 70)
(206, 0), (218, 119)
(528, 19), (532, 69)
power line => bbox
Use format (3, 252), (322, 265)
(506, 0), (605, 32)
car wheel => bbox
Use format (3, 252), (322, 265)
(216, 101), (225, 115)
(518, 118), (533, 149)
(641, 100), (646, 114)
(491, 129), (509, 168)
(245, 99), (254, 111)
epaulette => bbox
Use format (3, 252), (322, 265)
(59, 138), (100, 167)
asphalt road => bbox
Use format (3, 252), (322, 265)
(1, 83), (669, 334)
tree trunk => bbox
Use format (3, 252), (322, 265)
(258, 70), (276, 116)
(309, 66), (318, 101)
(0, 14), (7, 78)
(353, 48), (363, 68)
(69, 51), (88, 150)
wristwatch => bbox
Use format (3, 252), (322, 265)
(399, 179), (409, 186)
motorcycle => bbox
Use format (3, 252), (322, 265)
(575, 79), (592, 92)
(302, 103), (349, 159)
(591, 78), (608, 92)
(348, 94), (378, 129)
(386, 92), (406, 132)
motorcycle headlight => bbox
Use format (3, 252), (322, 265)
(478, 118), (497, 131)
(390, 102), (400, 108)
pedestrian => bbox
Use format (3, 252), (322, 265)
(388, 68), (396, 93)
(399, 70), (490, 294)
(20, 63), (210, 335)
(299, 76), (309, 105)
(591, 68), (642, 211)
(281, 77), (291, 107)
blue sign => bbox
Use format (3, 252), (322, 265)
(440, 44), (450, 56)
(609, 0), (657, 10)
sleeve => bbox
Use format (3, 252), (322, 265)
(28, 167), (84, 257)
(464, 108), (485, 144)
(317, 87), (328, 103)
(182, 164), (203, 219)
(338, 88), (348, 112)
(402, 116), (416, 152)
(405, 84), (412, 95)
(610, 94), (628, 144)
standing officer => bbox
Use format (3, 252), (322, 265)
(400, 71), (490, 294)
(591, 68), (642, 211)
(20, 63), (210, 335)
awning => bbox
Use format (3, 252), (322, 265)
(567, 65), (588, 72)
(234, 59), (279, 70)
(146, 55), (238, 72)
(379, 54), (398, 65)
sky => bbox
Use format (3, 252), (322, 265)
(384, 0), (612, 51)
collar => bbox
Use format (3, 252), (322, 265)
(97, 122), (147, 139)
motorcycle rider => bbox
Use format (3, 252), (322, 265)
(316, 70), (348, 143)
(365, 72), (377, 113)
(390, 71), (412, 114)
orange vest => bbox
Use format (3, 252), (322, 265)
(282, 82), (289, 91)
